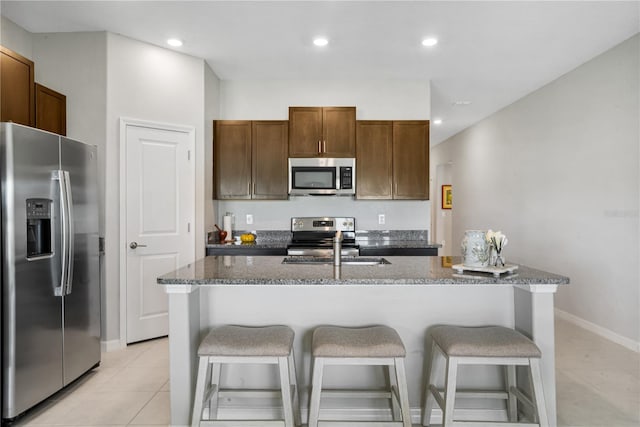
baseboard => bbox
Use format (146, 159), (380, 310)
(555, 308), (640, 353)
(214, 407), (507, 424)
(211, 398), (507, 424)
(101, 338), (126, 353)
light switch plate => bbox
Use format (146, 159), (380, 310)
(246, 214), (254, 225)
(378, 214), (385, 225)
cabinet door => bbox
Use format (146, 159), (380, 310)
(1, 46), (35, 126)
(356, 121), (393, 199)
(392, 121), (430, 200)
(323, 107), (356, 157)
(252, 121), (288, 200)
(35, 83), (67, 135)
(289, 107), (322, 157)
(214, 121), (252, 199)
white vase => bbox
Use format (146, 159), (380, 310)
(461, 230), (490, 267)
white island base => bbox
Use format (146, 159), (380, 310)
(161, 256), (566, 426)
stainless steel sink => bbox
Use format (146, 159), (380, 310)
(282, 257), (391, 266)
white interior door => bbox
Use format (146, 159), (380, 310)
(124, 122), (195, 344)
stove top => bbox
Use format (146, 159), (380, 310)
(287, 216), (358, 256)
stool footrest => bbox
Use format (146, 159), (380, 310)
(200, 421), (286, 427)
(449, 422), (540, 427)
(320, 389), (393, 399)
(217, 389), (286, 399)
(430, 387), (510, 401)
(318, 422), (407, 427)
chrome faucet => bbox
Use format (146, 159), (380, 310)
(333, 230), (343, 267)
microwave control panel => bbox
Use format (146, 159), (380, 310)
(339, 166), (353, 189)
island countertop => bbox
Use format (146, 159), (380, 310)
(157, 255), (569, 286)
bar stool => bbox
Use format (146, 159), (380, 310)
(308, 325), (412, 427)
(191, 325), (301, 427)
(422, 325), (549, 427)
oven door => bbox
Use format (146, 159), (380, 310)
(289, 166), (337, 195)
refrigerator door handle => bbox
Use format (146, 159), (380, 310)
(53, 170), (74, 296)
(63, 170), (75, 295)
(53, 170), (68, 296)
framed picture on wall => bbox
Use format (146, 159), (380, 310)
(442, 185), (452, 209)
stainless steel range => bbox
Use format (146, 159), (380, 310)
(287, 217), (359, 256)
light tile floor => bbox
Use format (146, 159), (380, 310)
(11, 317), (640, 427)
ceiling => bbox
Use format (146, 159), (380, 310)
(2, 1), (638, 144)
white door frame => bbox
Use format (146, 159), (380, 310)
(118, 117), (196, 348)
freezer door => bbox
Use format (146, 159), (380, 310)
(60, 137), (100, 385)
(1, 123), (64, 419)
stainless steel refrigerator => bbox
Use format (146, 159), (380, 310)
(1, 123), (100, 421)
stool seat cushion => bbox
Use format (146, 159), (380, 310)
(198, 325), (294, 357)
(431, 325), (541, 358)
(312, 325), (406, 358)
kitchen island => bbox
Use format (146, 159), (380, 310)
(158, 255), (568, 426)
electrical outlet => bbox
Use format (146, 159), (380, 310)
(378, 214), (385, 225)
(246, 214), (253, 225)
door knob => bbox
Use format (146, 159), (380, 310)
(129, 241), (147, 249)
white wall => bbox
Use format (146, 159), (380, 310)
(215, 79), (431, 231)
(105, 33), (207, 343)
(0, 16), (33, 59)
(433, 163), (453, 254)
(432, 35), (640, 348)
(205, 64), (221, 242)
(31, 31), (109, 338)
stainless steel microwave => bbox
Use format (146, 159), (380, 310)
(288, 158), (355, 196)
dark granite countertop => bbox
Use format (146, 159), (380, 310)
(158, 255), (569, 286)
(205, 230), (441, 250)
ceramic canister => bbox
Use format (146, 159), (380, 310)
(461, 230), (490, 267)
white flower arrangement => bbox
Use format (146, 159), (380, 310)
(486, 230), (508, 267)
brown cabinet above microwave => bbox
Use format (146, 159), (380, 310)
(288, 106), (355, 158)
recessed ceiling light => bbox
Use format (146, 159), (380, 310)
(433, 119), (443, 125)
(421, 37), (438, 47)
(167, 38), (183, 47)
(313, 38), (329, 47)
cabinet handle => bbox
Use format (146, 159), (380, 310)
(323, 140), (326, 153)
(318, 140), (322, 153)
(248, 182), (251, 195)
(253, 182), (256, 195)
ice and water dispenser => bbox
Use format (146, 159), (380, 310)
(26, 198), (52, 258)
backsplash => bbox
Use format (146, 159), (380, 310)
(215, 198), (431, 230)
(207, 229), (429, 244)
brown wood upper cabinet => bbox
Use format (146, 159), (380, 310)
(356, 121), (393, 199)
(1, 45), (35, 127)
(214, 120), (288, 200)
(356, 120), (430, 200)
(35, 83), (67, 136)
(289, 106), (355, 157)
